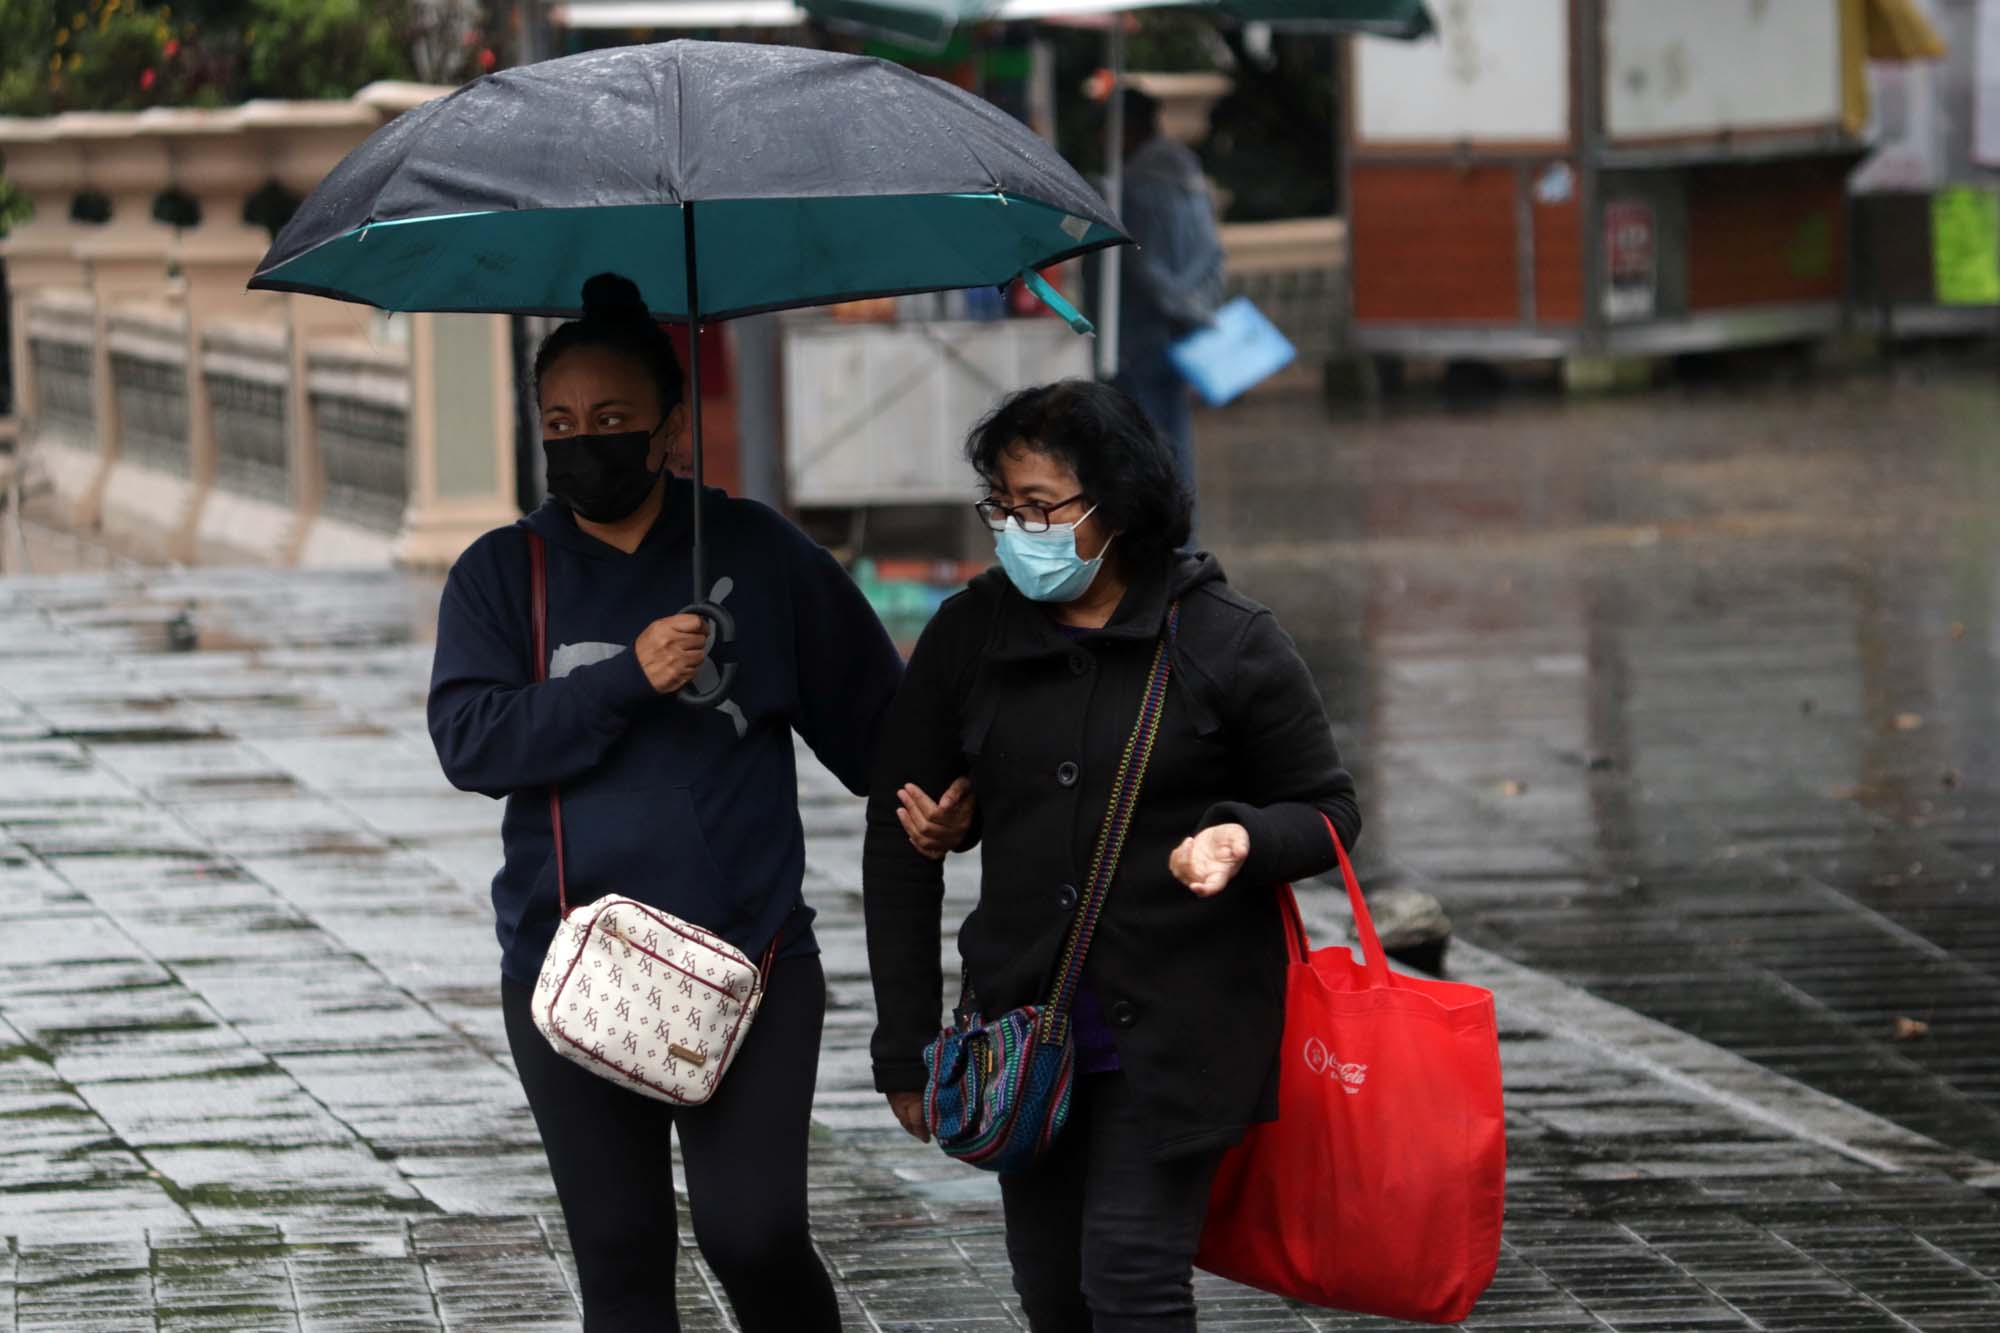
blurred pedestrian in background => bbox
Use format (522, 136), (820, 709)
(1114, 88), (1225, 533)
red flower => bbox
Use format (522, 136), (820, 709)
(163, 38), (179, 57)
(478, 47), (497, 72)
(139, 67), (157, 91)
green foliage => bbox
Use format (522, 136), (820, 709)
(3, 0), (231, 114)
(1129, 14), (1223, 72)
(0, 0), (62, 113)
(1201, 31), (1339, 222)
(0, 176), (32, 237)
(0, 0), (503, 114)
(1048, 21), (1341, 225)
(240, 0), (413, 102)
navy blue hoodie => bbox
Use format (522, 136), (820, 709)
(427, 479), (903, 985)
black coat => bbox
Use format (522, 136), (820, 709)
(864, 552), (1362, 1160)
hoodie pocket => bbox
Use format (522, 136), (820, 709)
(555, 787), (735, 934)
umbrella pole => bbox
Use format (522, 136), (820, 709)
(674, 198), (739, 712)
(1098, 22), (1126, 381)
(682, 200), (706, 604)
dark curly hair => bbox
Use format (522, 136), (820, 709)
(533, 273), (686, 417)
(966, 379), (1193, 572)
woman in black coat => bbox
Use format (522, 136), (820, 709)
(863, 380), (1362, 1331)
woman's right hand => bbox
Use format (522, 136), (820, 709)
(898, 777), (976, 860)
(886, 1091), (931, 1143)
(633, 614), (711, 694)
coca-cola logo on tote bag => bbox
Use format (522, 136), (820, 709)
(1302, 1036), (1369, 1095)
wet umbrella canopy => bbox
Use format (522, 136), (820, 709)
(249, 41), (1126, 321)
(252, 40), (1127, 707)
(805, 0), (1433, 53)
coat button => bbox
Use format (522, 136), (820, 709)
(1109, 1000), (1137, 1029)
(1068, 653), (1090, 676)
(1056, 884), (1079, 912)
(1056, 761), (1079, 788)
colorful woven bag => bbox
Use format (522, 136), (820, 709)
(922, 605), (1179, 1174)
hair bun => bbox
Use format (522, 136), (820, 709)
(581, 272), (650, 321)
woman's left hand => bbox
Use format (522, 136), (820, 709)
(1171, 823), (1251, 897)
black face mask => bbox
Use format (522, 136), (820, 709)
(543, 427), (664, 524)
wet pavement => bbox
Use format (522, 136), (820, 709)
(2, 363), (2000, 1328)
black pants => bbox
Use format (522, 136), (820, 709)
(503, 954), (839, 1333)
(1000, 1073), (1225, 1332)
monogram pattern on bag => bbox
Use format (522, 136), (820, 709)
(532, 898), (763, 1105)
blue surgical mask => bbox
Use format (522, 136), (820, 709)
(994, 505), (1115, 604)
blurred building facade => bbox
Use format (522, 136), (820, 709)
(1344, 0), (1998, 367)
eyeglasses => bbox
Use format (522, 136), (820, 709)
(975, 492), (1088, 533)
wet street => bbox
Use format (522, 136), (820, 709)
(3, 363), (1999, 1329)
(1207, 364), (2000, 1169)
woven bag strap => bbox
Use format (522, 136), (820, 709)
(528, 533), (572, 919)
(1040, 602), (1179, 1045)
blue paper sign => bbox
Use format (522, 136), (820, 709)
(1168, 297), (1297, 407)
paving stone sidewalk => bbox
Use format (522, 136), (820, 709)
(0, 563), (1996, 1332)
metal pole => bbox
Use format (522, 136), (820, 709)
(732, 315), (783, 508)
(1098, 21), (1127, 381)
(1575, 0), (1606, 353)
(682, 200), (705, 605)
(519, 0), (550, 64)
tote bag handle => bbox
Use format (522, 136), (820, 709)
(1276, 813), (1389, 987)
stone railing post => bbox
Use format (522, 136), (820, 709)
(245, 100), (391, 563)
(342, 82), (522, 570)
(150, 107), (282, 560)
(67, 113), (176, 528)
(0, 123), (90, 434)
(396, 312), (520, 568)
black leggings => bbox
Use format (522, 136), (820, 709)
(1000, 1073), (1224, 1332)
(503, 954), (839, 1333)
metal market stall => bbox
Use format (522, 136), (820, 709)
(1344, 0), (1949, 367)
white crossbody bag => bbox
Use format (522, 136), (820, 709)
(525, 532), (773, 1105)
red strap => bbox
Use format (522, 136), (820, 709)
(1277, 881), (1311, 964)
(1276, 814), (1386, 985)
(1329, 813), (1390, 985)
(529, 533), (570, 920)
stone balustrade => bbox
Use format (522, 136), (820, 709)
(203, 319), (291, 507)
(24, 292), (95, 447)
(309, 337), (412, 535)
(0, 84), (520, 568)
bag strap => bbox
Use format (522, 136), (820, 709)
(528, 532), (778, 979)
(1275, 813), (1388, 987)
(529, 533), (572, 921)
(1040, 602), (1180, 1045)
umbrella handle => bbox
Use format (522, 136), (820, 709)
(675, 599), (738, 710)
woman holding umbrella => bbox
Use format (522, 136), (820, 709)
(427, 273), (972, 1330)
(862, 379), (1362, 1330)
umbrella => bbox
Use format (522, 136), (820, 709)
(794, 0), (1433, 374)
(251, 39), (1127, 707)
(807, 0), (1431, 53)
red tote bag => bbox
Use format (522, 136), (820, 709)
(1196, 817), (1505, 1324)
